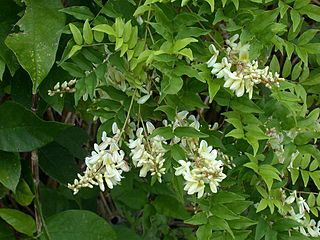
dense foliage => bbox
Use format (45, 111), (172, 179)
(0, 0), (320, 239)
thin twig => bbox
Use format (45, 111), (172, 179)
(31, 93), (51, 240)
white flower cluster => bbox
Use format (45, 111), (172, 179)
(282, 190), (320, 237)
(165, 111), (227, 198)
(68, 123), (129, 194)
(129, 122), (167, 183)
(48, 79), (77, 97)
(175, 140), (226, 198)
(207, 34), (284, 99)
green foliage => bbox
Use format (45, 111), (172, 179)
(0, 0), (320, 239)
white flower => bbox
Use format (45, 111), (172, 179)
(223, 71), (245, 97)
(183, 172), (205, 198)
(198, 140), (217, 161)
(226, 34), (239, 49)
(175, 160), (191, 176)
(297, 197), (310, 214)
(137, 92), (151, 104)
(307, 219), (320, 237)
(207, 44), (219, 67)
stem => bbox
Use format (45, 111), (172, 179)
(31, 150), (42, 235)
(31, 93), (51, 240)
(283, 187), (319, 196)
(119, 90), (136, 139)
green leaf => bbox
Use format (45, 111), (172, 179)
(294, 0), (310, 9)
(307, 193), (315, 207)
(0, 151), (20, 192)
(209, 216), (234, 238)
(67, 45), (82, 59)
(155, 105), (176, 121)
(69, 23), (83, 45)
(0, 101), (69, 152)
(310, 171), (320, 189)
(92, 24), (116, 36)
(161, 75), (183, 95)
(83, 19), (93, 45)
(153, 195), (190, 220)
(228, 216), (257, 229)
(297, 29), (318, 45)
(299, 4), (320, 22)
(0, 209), (35, 236)
(177, 48), (194, 60)
(207, 78), (221, 102)
(12, 178), (34, 206)
(39, 142), (79, 185)
(273, 218), (299, 231)
(230, 98), (263, 113)
(291, 61), (302, 80)
(171, 144), (187, 161)
(172, 38), (198, 52)
(41, 210), (116, 240)
(196, 224), (212, 240)
(290, 9), (301, 32)
(59, 6), (94, 20)
(5, 0), (65, 93)
(149, 126), (174, 140)
(256, 199), (268, 212)
(0, 219), (15, 240)
(282, 57), (292, 78)
(270, 55), (280, 73)
(205, 0), (215, 12)
(174, 127), (208, 138)
(226, 128), (245, 139)
(259, 165), (281, 190)
(184, 212), (208, 225)
(113, 225), (142, 240)
(255, 218), (268, 240)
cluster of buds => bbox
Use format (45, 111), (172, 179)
(48, 79), (77, 97)
(282, 190), (320, 237)
(207, 34), (284, 99)
(128, 122), (167, 183)
(175, 140), (226, 198)
(68, 123), (129, 194)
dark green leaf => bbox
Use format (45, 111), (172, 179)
(39, 142), (79, 185)
(59, 6), (94, 20)
(174, 127), (208, 138)
(0, 151), (20, 192)
(5, 0), (65, 93)
(42, 210), (116, 240)
(0, 208), (35, 236)
(0, 101), (69, 152)
(152, 195), (190, 220)
(13, 178), (34, 206)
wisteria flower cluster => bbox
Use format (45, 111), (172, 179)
(69, 112), (228, 199)
(175, 140), (226, 198)
(207, 34), (284, 99)
(68, 123), (129, 194)
(129, 122), (167, 183)
(282, 190), (320, 237)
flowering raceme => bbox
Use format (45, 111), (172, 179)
(281, 190), (320, 237)
(207, 34), (284, 99)
(128, 122), (167, 183)
(175, 140), (226, 198)
(68, 123), (129, 194)
(69, 111), (229, 198)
